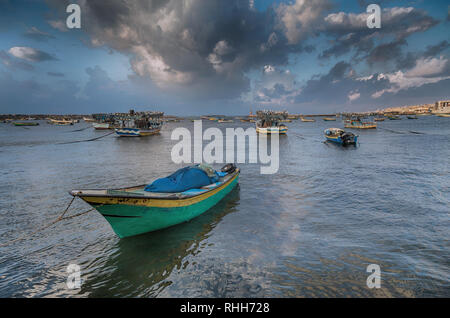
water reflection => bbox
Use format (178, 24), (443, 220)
(80, 186), (240, 297)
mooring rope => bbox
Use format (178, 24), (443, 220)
(65, 126), (92, 133)
(57, 131), (115, 145)
(0, 197), (95, 247)
(378, 127), (425, 135)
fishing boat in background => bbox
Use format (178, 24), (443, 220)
(92, 122), (111, 130)
(436, 113), (450, 117)
(13, 122), (39, 126)
(345, 118), (377, 129)
(387, 115), (401, 120)
(324, 128), (358, 146)
(70, 164), (240, 238)
(255, 110), (288, 134)
(407, 115), (418, 119)
(92, 113), (117, 130)
(323, 117), (337, 121)
(374, 116), (385, 122)
(83, 116), (95, 122)
(218, 119), (234, 123)
(300, 117), (315, 122)
(48, 118), (74, 125)
(115, 110), (163, 137)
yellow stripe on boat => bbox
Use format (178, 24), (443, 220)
(78, 172), (239, 208)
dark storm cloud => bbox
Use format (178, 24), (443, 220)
(367, 39), (406, 65)
(44, 0), (329, 101)
(320, 7), (439, 64)
(0, 50), (34, 71)
(424, 40), (450, 57)
(39, 0), (447, 113)
(23, 26), (55, 42)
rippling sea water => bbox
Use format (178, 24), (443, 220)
(0, 117), (449, 297)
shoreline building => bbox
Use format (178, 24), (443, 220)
(433, 100), (450, 114)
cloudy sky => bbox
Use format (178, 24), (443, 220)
(0, 0), (449, 115)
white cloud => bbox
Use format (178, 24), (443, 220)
(213, 40), (233, 56)
(131, 46), (192, 87)
(372, 70), (450, 98)
(263, 65), (275, 73)
(348, 90), (360, 101)
(48, 20), (68, 32)
(405, 56), (448, 78)
(276, 0), (331, 44)
(8, 46), (55, 62)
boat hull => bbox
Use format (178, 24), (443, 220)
(325, 135), (358, 145)
(344, 124), (377, 129)
(115, 127), (161, 137)
(77, 172), (239, 238)
(13, 122), (39, 126)
(256, 126), (288, 134)
(93, 123), (110, 130)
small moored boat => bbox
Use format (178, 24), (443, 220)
(115, 110), (164, 137)
(70, 164), (240, 238)
(92, 122), (110, 130)
(83, 117), (95, 122)
(324, 128), (358, 146)
(48, 118), (74, 125)
(13, 122), (39, 126)
(92, 113), (117, 130)
(323, 117), (337, 121)
(255, 110), (288, 134)
(300, 117), (315, 122)
(407, 115), (418, 119)
(217, 119), (234, 123)
(345, 118), (377, 129)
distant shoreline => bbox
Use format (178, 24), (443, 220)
(1, 99), (449, 120)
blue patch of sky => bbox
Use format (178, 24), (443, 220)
(0, 0), (131, 86)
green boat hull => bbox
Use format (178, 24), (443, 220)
(92, 175), (239, 238)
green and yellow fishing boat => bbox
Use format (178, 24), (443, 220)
(13, 122), (39, 126)
(70, 166), (240, 238)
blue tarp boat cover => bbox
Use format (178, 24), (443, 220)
(144, 165), (222, 193)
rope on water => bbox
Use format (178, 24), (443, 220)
(378, 127), (406, 134)
(379, 127), (425, 135)
(65, 126), (92, 133)
(57, 131), (115, 145)
(0, 197), (94, 247)
(408, 130), (425, 135)
(291, 132), (306, 140)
